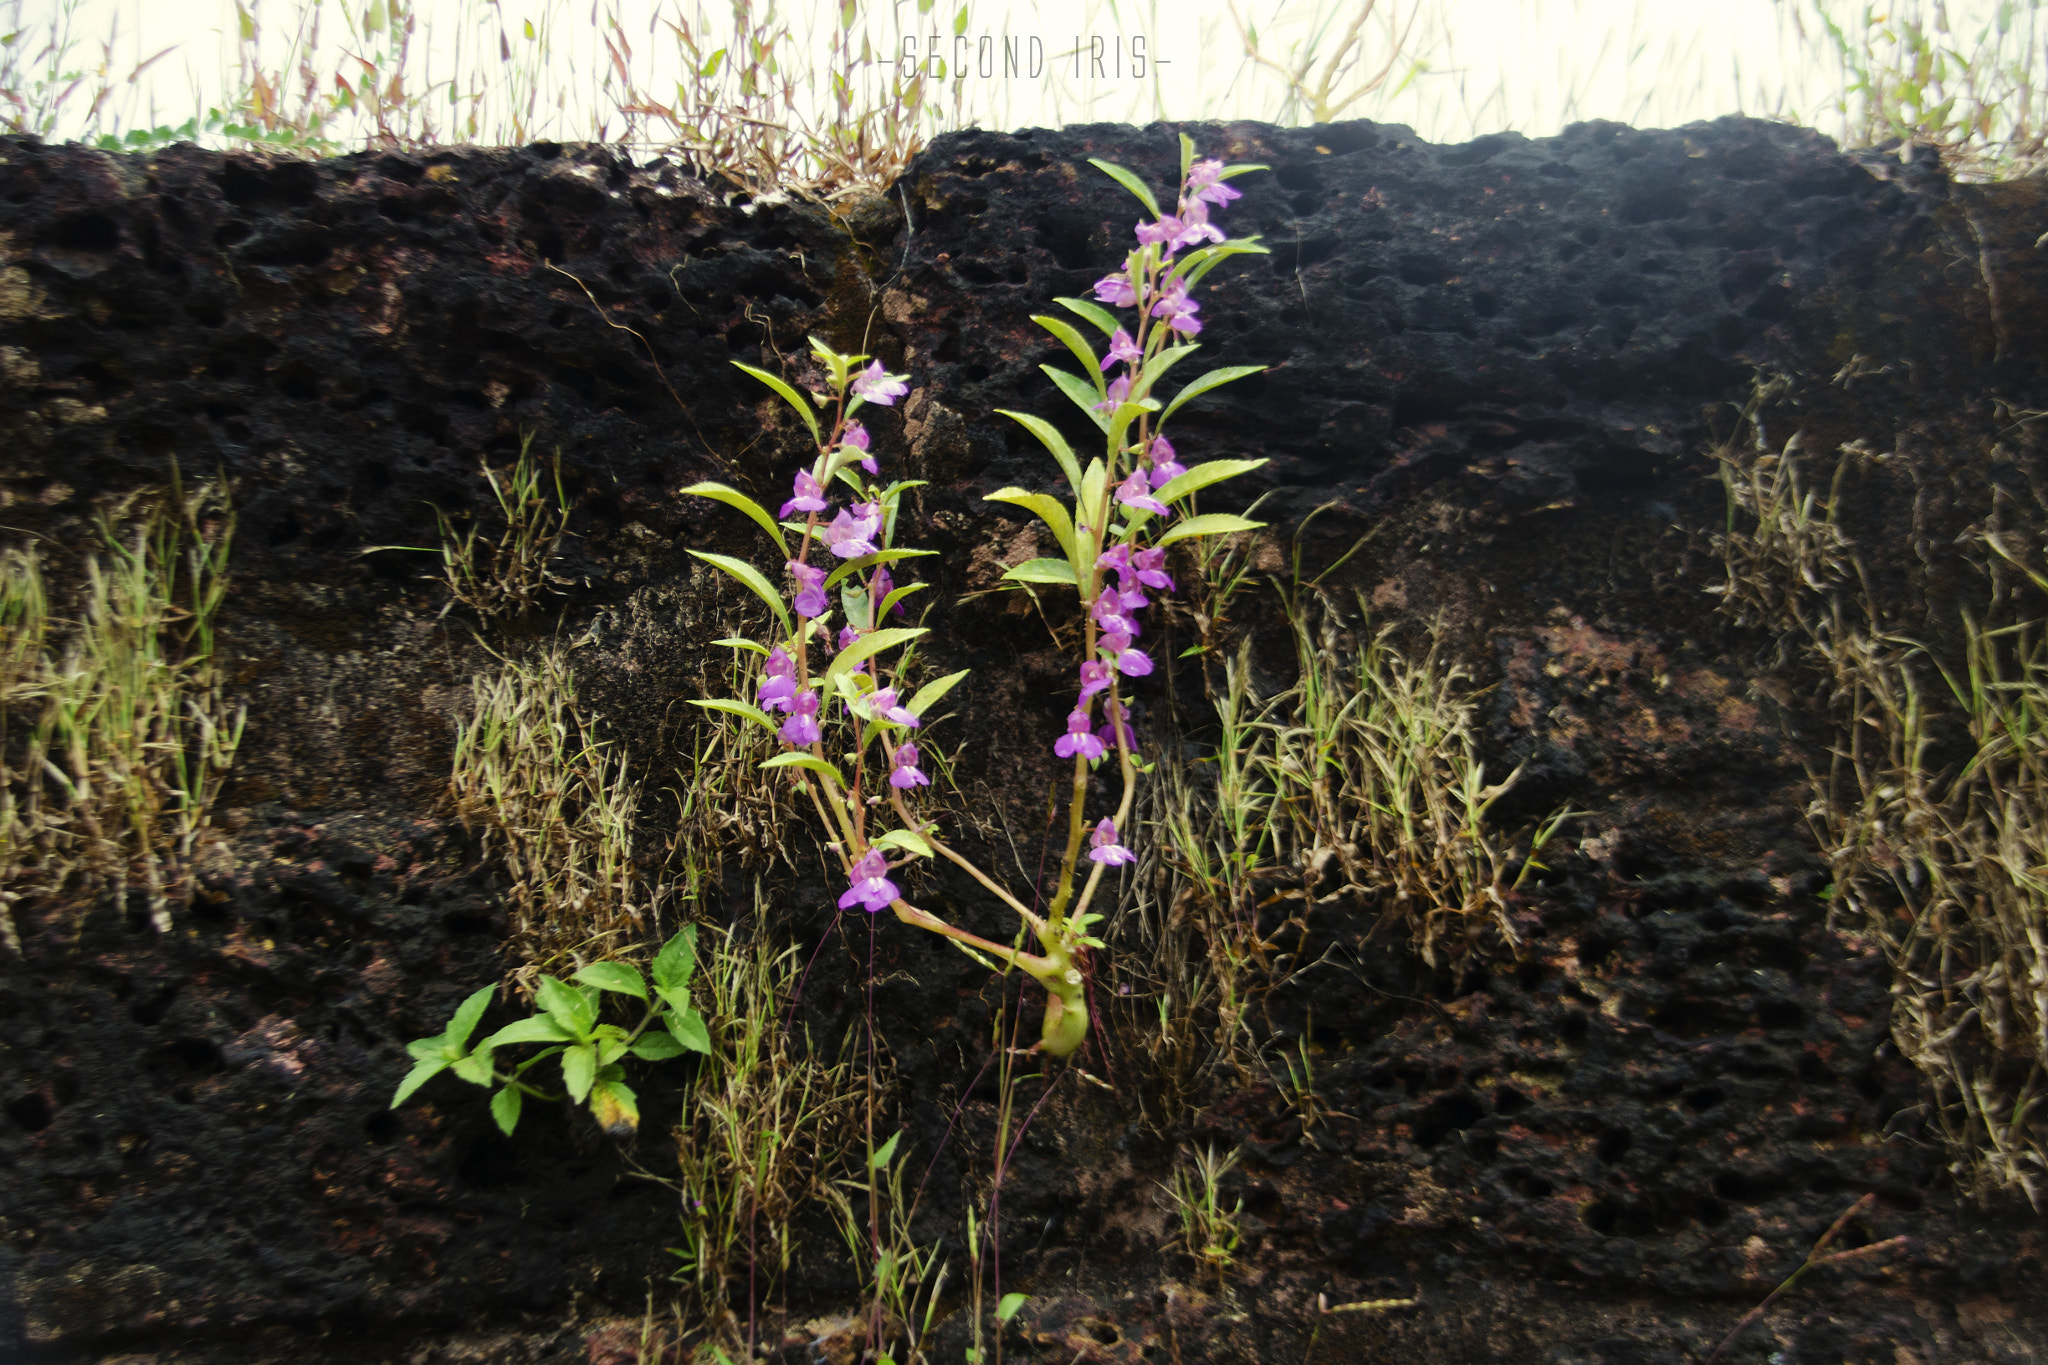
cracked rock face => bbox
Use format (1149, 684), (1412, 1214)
(2, 119), (2045, 1363)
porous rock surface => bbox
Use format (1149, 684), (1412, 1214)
(1, 117), (2044, 1362)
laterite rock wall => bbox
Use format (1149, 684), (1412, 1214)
(1, 118), (2044, 1362)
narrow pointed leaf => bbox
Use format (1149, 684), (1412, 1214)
(907, 668), (971, 718)
(1156, 513), (1266, 547)
(1056, 295), (1123, 338)
(1001, 558), (1078, 585)
(481, 1015), (575, 1049)
(1087, 157), (1161, 217)
(391, 1057), (452, 1107)
(1155, 458), (1268, 503)
(1032, 315), (1105, 392)
(1161, 365), (1266, 424)
(760, 752), (844, 781)
(689, 698), (781, 735)
(874, 828), (933, 857)
(732, 361), (822, 445)
(985, 489), (1077, 565)
(447, 984), (495, 1049)
(996, 408), (1086, 497)
(1132, 344), (1200, 404)
(1041, 365), (1112, 433)
(679, 482), (789, 555)
(823, 548), (936, 590)
(687, 550), (792, 634)
(826, 626), (928, 682)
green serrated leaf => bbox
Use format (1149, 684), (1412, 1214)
(732, 360), (823, 445)
(1154, 458), (1267, 503)
(630, 1031), (688, 1061)
(669, 1007), (713, 1055)
(906, 668), (970, 718)
(561, 1042), (598, 1103)
(536, 975), (597, 1039)
(686, 551), (794, 635)
(391, 1057), (452, 1107)
(1088, 157), (1162, 217)
(574, 961), (648, 1000)
(480, 1014), (575, 1049)
(996, 408), (1086, 497)
(1056, 295), (1123, 339)
(490, 1083), (523, 1135)
(590, 1079), (640, 1136)
(450, 1049), (496, 1086)
(1001, 558), (1079, 585)
(678, 481), (790, 556)
(1156, 513), (1266, 548)
(652, 925), (698, 992)
(1161, 365), (1266, 425)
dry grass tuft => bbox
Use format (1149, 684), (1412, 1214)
(0, 473), (244, 952)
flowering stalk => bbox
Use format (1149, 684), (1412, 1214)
(685, 137), (1268, 1057)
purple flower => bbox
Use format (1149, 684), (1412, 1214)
(1088, 817), (1136, 866)
(823, 503), (881, 559)
(1091, 592), (1138, 637)
(842, 420), (877, 474)
(889, 740), (929, 789)
(1101, 630), (1153, 678)
(1150, 279), (1201, 335)
(1054, 709), (1107, 761)
(1101, 328), (1141, 371)
(779, 689), (821, 747)
(1078, 659), (1113, 700)
(1132, 546), (1175, 592)
(1172, 198), (1226, 249)
(1116, 470), (1170, 516)
(871, 565), (906, 618)
(781, 469), (831, 518)
(1093, 374), (1131, 415)
(866, 687), (921, 727)
(757, 645), (798, 712)
(788, 561), (830, 619)
(1188, 160), (1241, 206)
(838, 848), (900, 913)
(1146, 436), (1188, 490)
(1135, 216), (1185, 252)
(1096, 698), (1136, 751)
(851, 361), (909, 407)
(1093, 272), (1138, 308)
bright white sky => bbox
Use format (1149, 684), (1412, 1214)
(30, 0), (1895, 148)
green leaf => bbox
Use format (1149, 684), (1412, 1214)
(1032, 315), (1105, 394)
(869, 1129), (902, 1170)
(630, 1031), (688, 1061)
(1056, 295), (1123, 339)
(1041, 366), (1112, 433)
(1154, 458), (1267, 503)
(827, 626), (928, 682)
(1088, 157), (1161, 217)
(490, 1083), (523, 1134)
(1001, 558), (1078, 586)
(689, 697), (782, 736)
(711, 636), (769, 655)
(450, 1048), (496, 1085)
(679, 482), (789, 556)
(906, 668), (971, 718)
(760, 752), (845, 781)
(562, 1042), (598, 1103)
(391, 1057), (452, 1107)
(997, 1292), (1029, 1324)
(686, 550), (793, 635)
(985, 489), (1077, 566)
(874, 828), (933, 857)
(732, 360), (822, 446)
(1132, 344), (1200, 405)
(536, 975), (596, 1039)
(574, 961), (648, 1000)
(1161, 365), (1265, 425)
(669, 1007), (713, 1055)
(407, 1035), (453, 1062)
(1156, 513), (1266, 548)
(878, 581), (928, 618)
(1181, 240), (1270, 291)
(823, 548), (937, 591)
(480, 1014), (575, 1048)
(996, 409), (1086, 498)
(653, 925), (698, 992)
(1104, 400), (1162, 467)
(1179, 132), (1196, 184)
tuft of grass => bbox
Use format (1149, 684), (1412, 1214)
(0, 472), (245, 951)
(1162, 1143), (1244, 1287)
(448, 643), (656, 989)
(1709, 392), (2047, 1207)
(660, 914), (855, 1356)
